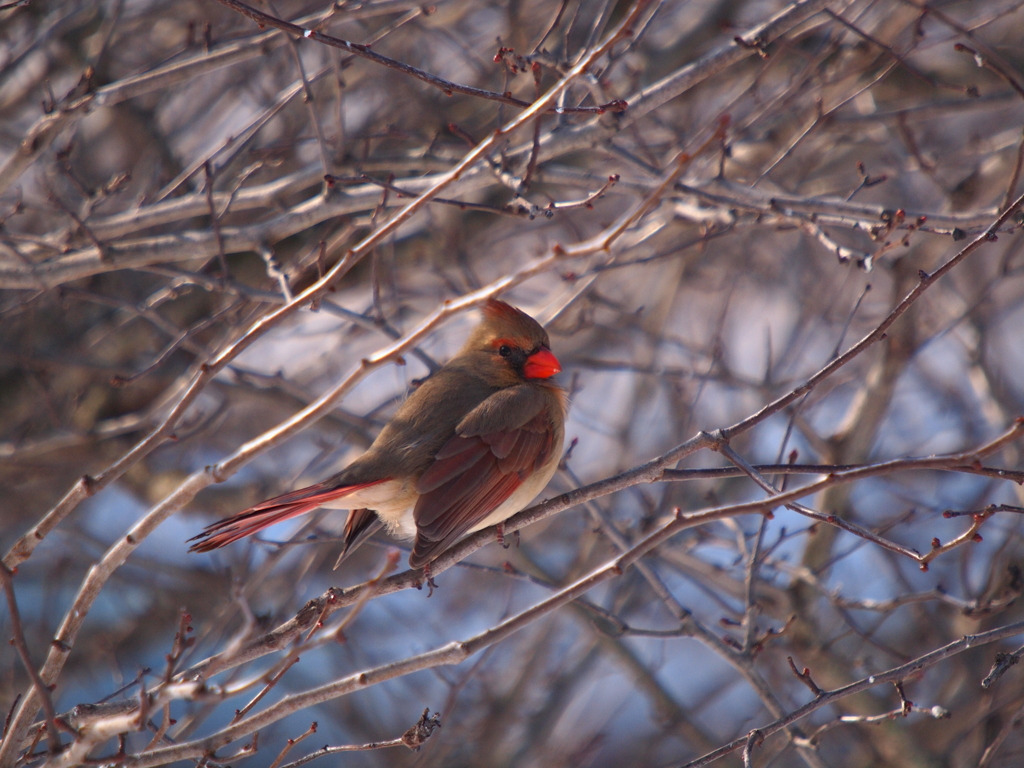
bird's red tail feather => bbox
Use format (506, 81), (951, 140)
(188, 479), (388, 553)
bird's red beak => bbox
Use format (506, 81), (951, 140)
(523, 346), (561, 379)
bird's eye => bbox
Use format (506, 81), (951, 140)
(498, 345), (512, 357)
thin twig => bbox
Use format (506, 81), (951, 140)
(213, 0), (631, 115)
(0, 566), (63, 755)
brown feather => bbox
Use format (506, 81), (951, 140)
(335, 508), (384, 568)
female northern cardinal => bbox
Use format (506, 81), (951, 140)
(189, 299), (565, 569)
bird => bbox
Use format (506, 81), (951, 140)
(188, 299), (566, 570)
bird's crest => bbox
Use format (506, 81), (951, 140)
(480, 299), (548, 347)
(482, 299), (525, 323)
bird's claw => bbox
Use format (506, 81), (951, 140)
(420, 562), (438, 597)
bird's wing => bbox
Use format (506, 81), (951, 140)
(410, 385), (558, 567)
